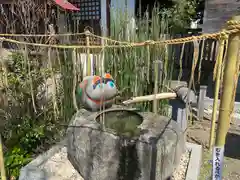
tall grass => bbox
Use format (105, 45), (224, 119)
(103, 5), (174, 114)
(0, 5), (176, 149)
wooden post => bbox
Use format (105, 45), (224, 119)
(209, 35), (225, 150)
(213, 16), (240, 179)
(0, 135), (6, 180)
(215, 16), (240, 146)
(153, 60), (160, 113)
(85, 30), (91, 76)
(106, 0), (111, 36)
(198, 85), (207, 121)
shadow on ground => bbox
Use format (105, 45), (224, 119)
(225, 132), (240, 160)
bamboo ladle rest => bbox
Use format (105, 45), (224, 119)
(122, 86), (197, 105)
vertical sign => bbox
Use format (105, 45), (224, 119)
(212, 146), (224, 180)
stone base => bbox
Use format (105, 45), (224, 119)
(18, 140), (84, 180)
(19, 106), (186, 180)
(185, 142), (202, 180)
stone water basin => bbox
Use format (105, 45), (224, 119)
(67, 106), (186, 180)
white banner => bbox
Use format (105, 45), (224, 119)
(212, 146), (224, 180)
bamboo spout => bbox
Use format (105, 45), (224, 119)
(122, 92), (177, 105)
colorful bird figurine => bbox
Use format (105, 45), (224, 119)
(76, 73), (117, 111)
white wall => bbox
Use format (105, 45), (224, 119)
(100, 0), (135, 36)
(100, 0), (107, 36)
(111, 0), (135, 17)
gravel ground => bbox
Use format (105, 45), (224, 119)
(172, 150), (191, 180)
(188, 119), (240, 180)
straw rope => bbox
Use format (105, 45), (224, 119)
(0, 20), (239, 48)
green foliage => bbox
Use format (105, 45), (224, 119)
(4, 116), (43, 148)
(19, 125), (45, 151)
(4, 147), (32, 178)
(2, 51), (65, 179)
(3, 115), (47, 178)
(165, 0), (198, 33)
(106, 4), (173, 113)
(6, 52), (50, 103)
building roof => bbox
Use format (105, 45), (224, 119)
(0, 0), (13, 4)
(54, 0), (79, 11)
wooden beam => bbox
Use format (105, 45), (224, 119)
(106, 0), (111, 36)
(0, 0), (13, 4)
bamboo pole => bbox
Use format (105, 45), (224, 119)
(122, 92), (177, 105)
(0, 135), (6, 180)
(153, 61), (159, 113)
(215, 16), (240, 147)
(209, 36), (226, 150)
(85, 30), (91, 76)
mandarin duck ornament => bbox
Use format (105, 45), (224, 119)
(76, 73), (117, 111)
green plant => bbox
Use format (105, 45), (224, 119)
(104, 4), (173, 113)
(165, 0), (198, 33)
(104, 1), (199, 113)
(2, 52), (48, 147)
(19, 120), (45, 152)
(0, 2), (77, 179)
(1, 51), (66, 179)
(4, 146), (32, 178)
(4, 116), (45, 151)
